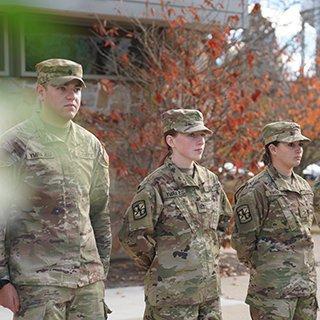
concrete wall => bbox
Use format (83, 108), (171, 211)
(1, 0), (248, 28)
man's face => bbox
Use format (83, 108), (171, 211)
(37, 79), (82, 123)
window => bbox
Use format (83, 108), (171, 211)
(0, 12), (147, 79)
(20, 15), (145, 79)
(0, 14), (9, 76)
(92, 24), (146, 77)
(20, 16), (102, 78)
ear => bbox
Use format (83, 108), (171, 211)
(268, 143), (277, 155)
(36, 84), (46, 102)
(166, 135), (175, 148)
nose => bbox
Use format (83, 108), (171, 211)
(197, 136), (205, 145)
(66, 89), (76, 100)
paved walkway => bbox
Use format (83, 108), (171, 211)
(1, 234), (320, 320)
(104, 277), (251, 320)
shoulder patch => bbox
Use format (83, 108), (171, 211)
(236, 205), (252, 224)
(132, 200), (147, 220)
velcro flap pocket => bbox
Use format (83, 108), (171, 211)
(18, 304), (47, 319)
(174, 197), (197, 233)
(276, 197), (299, 231)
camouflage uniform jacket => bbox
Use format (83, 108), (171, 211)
(119, 157), (232, 307)
(311, 179), (320, 226)
(0, 114), (111, 288)
(232, 165), (317, 300)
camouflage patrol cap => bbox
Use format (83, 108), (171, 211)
(262, 121), (310, 146)
(162, 109), (212, 134)
(36, 59), (86, 87)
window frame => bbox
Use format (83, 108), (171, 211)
(0, 14), (9, 76)
(18, 15), (122, 80)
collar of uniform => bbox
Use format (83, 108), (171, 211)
(164, 157), (200, 188)
(267, 165), (301, 193)
(31, 113), (79, 147)
(67, 121), (81, 147)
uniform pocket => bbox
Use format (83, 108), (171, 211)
(266, 189), (299, 232)
(202, 183), (221, 230)
(299, 190), (314, 226)
(25, 151), (55, 172)
(196, 200), (219, 230)
(276, 197), (299, 231)
(16, 304), (47, 320)
(174, 197), (198, 233)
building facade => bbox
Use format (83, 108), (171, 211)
(0, 0), (247, 118)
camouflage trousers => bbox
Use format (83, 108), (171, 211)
(143, 297), (222, 320)
(14, 280), (110, 320)
(247, 293), (318, 320)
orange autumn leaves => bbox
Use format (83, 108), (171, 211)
(287, 77), (320, 140)
(85, 1), (320, 181)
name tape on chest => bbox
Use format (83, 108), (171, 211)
(26, 151), (53, 159)
(165, 189), (186, 198)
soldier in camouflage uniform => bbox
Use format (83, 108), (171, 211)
(232, 121), (318, 320)
(312, 157), (320, 236)
(0, 59), (111, 319)
(119, 109), (232, 320)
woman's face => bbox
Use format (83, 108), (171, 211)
(270, 141), (304, 170)
(167, 131), (206, 167)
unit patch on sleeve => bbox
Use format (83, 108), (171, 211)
(236, 205), (252, 224)
(132, 200), (147, 220)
